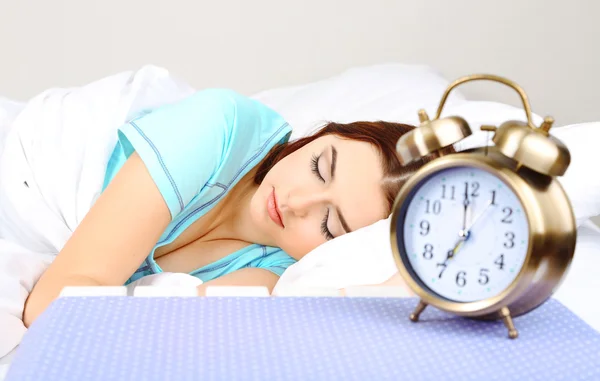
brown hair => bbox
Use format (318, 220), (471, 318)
(254, 121), (454, 214)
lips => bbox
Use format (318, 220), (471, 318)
(267, 187), (285, 228)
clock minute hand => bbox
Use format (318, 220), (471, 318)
(465, 199), (494, 232)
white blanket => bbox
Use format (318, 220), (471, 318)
(0, 65), (196, 359)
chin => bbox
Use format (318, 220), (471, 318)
(279, 245), (309, 261)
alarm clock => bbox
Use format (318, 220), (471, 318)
(389, 74), (576, 339)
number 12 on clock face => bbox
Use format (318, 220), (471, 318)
(402, 166), (529, 303)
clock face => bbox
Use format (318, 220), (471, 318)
(401, 166), (529, 303)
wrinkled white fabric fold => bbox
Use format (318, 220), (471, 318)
(0, 65), (196, 359)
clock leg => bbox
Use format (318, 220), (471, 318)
(409, 300), (428, 322)
(499, 307), (519, 339)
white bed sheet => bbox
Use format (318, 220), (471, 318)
(553, 220), (600, 332)
(0, 350), (14, 381)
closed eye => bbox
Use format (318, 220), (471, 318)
(311, 153), (333, 239)
(311, 154), (325, 182)
(321, 209), (334, 240)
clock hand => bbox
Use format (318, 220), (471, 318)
(461, 199), (469, 235)
(443, 233), (467, 266)
(461, 183), (470, 233)
(452, 189), (471, 259)
(446, 199), (493, 263)
(447, 234), (466, 261)
(465, 199), (494, 232)
(441, 249), (455, 267)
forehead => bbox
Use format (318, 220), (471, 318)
(316, 135), (389, 225)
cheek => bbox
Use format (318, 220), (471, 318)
(268, 155), (308, 185)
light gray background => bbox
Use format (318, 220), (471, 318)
(1, 0), (598, 221)
(0, 0), (598, 126)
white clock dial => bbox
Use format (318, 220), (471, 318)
(402, 167), (529, 302)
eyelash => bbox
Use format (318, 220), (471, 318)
(310, 154), (325, 182)
(311, 154), (333, 240)
(321, 209), (334, 241)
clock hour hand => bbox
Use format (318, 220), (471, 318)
(440, 250), (453, 268)
(448, 235), (466, 259)
(443, 237), (466, 266)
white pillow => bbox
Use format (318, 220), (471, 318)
(252, 63), (467, 139)
(272, 218), (397, 292)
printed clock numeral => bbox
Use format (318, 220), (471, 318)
(436, 263), (447, 278)
(441, 185), (456, 200)
(425, 199), (441, 215)
(501, 207), (513, 224)
(504, 232), (515, 249)
(419, 220), (430, 236)
(494, 254), (505, 270)
(423, 244), (434, 260)
(478, 268), (490, 285)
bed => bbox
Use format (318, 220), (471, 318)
(1, 63), (600, 379)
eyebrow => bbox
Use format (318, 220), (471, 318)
(330, 145), (353, 233)
(330, 145), (338, 180)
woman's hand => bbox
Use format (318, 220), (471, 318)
(23, 152), (171, 327)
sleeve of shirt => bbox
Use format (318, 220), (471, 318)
(116, 88), (290, 220)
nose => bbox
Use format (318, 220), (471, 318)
(280, 189), (330, 217)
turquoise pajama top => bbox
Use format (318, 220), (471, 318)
(101, 89), (297, 285)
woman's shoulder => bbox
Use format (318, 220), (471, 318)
(199, 89), (292, 178)
(132, 87), (291, 145)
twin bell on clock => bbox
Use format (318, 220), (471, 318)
(390, 74), (575, 339)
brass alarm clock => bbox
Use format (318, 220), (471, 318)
(389, 74), (576, 339)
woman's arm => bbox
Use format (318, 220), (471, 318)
(23, 152), (171, 327)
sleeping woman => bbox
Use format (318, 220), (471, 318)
(23, 88), (439, 326)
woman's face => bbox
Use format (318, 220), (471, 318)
(250, 134), (389, 260)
